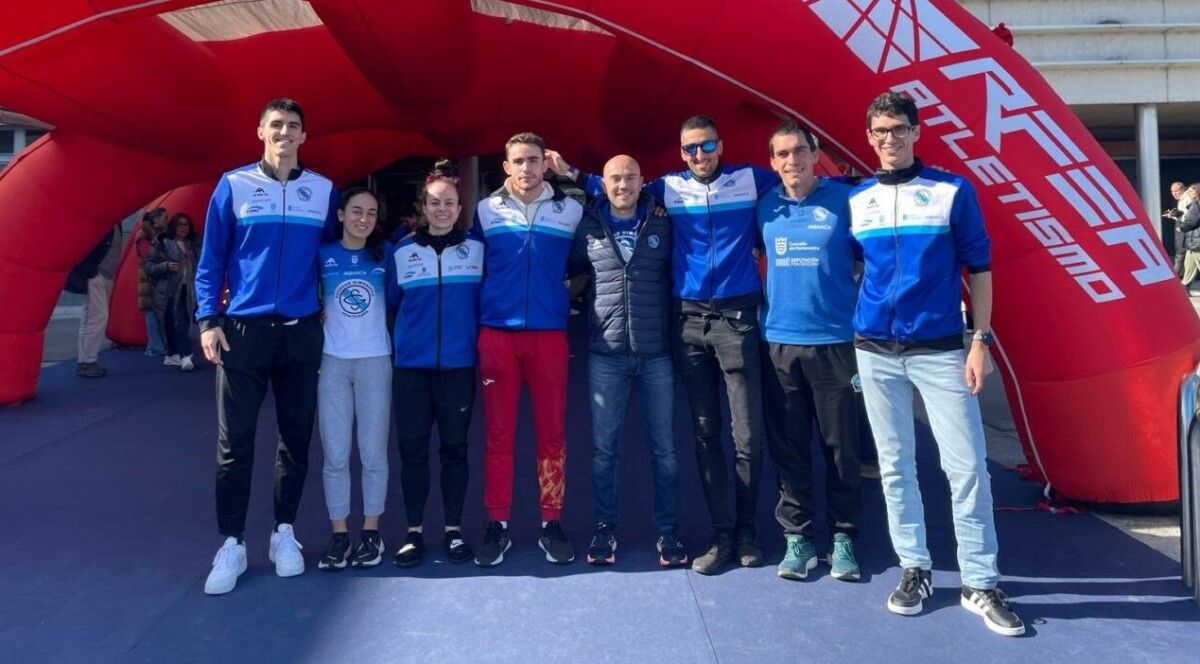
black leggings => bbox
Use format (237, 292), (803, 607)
(392, 367), (476, 528)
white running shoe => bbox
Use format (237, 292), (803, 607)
(269, 524), (305, 577)
(204, 537), (247, 595)
(163, 354), (181, 367)
(180, 355), (195, 372)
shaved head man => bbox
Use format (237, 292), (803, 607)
(602, 155), (643, 214)
(568, 153), (686, 568)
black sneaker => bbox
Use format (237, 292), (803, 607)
(474, 521), (511, 567)
(444, 529), (472, 564)
(961, 586), (1026, 636)
(586, 523), (617, 565)
(735, 527), (764, 567)
(691, 530), (734, 575)
(887, 567), (932, 615)
(393, 531), (424, 568)
(656, 531), (689, 568)
(75, 362), (107, 378)
(538, 520), (575, 564)
(350, 530), (384, 568)
(317, 532), (351, 571)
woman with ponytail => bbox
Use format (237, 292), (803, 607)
(387, 160), (485, 567)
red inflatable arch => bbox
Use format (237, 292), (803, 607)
(0, 0), (1196, 505)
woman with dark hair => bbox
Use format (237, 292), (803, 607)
(134, 207), (169, 357)
(316, 187), (394, 571)
(145, 212), (199, 370)
(387, 160), (484, 567)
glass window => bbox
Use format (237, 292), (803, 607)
(25, 130), (46, 144)
(0, 130), (13, 154)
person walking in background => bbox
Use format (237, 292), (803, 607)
(315, 187), (393, 571)
(134, 207), (169, 357)
(145, 212), (200, 371)
(387, 162), (484, 568)
(69, 222), (122, 378)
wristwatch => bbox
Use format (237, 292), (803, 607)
(972, 330), (995, 346)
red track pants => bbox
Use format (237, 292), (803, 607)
(478, 327), (568, 521)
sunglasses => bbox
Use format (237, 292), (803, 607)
(681, 139), (719, 156)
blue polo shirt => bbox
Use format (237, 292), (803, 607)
(757, 178), (857, 345)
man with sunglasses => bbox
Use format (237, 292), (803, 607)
(850, 91), (1023, 636)
(549, 115), (779, 575)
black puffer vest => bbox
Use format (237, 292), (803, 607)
(570, 192), (673, 355)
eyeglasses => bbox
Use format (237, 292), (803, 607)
(681, 139), (719, 156)
(869, 125), (914, 141)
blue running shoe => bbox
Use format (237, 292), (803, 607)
(829, 532), (860, 581)
(777, 534), (817, 580)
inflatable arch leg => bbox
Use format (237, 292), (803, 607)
(0, 132), (208, 402)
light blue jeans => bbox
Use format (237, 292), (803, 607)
(855, 348), (1000, 589)
(317, 354), (392, 520)
(143, 309), (166, 356)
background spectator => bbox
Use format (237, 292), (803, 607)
(146, 212), (199, 370)
(67, 223), (122, 377)
(134, 207), (169, 356)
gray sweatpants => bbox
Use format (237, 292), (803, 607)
(318, 354), (392, 520)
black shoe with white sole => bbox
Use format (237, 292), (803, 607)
(351, 530), (384, 568)
(961, 586), (1026, 636)
(887, 567), (932, 615)
(538, 520), (575, 564)
(318, 532), (351, 571)
(393, 531), (424, 568)
(444, 529), (473, 564)
(475, 521), (511, 567)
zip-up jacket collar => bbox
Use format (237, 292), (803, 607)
(874, 158), (923, 185)
(414, 227), (465, 252)
(258, 159), (305, 182)
(491, 180), (568, 203)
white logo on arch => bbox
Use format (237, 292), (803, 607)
(804, 0), (978, 73)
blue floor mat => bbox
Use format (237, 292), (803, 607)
(1, 332), (1197, 663)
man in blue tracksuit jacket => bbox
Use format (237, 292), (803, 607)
(757, 120), (864, 585)
(195, 98), (338, 595)
(851, 91), (1023, 636)
(550, 115), (780, 574)
(472, 132), (583, 568)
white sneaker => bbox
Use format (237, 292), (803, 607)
(180, 355), (195, 372)
(269, 524), (305, 577)
(163, 354), (181, 367)
(204, 537), (247, 595)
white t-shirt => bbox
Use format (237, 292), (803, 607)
(318, 241), (391, 359)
